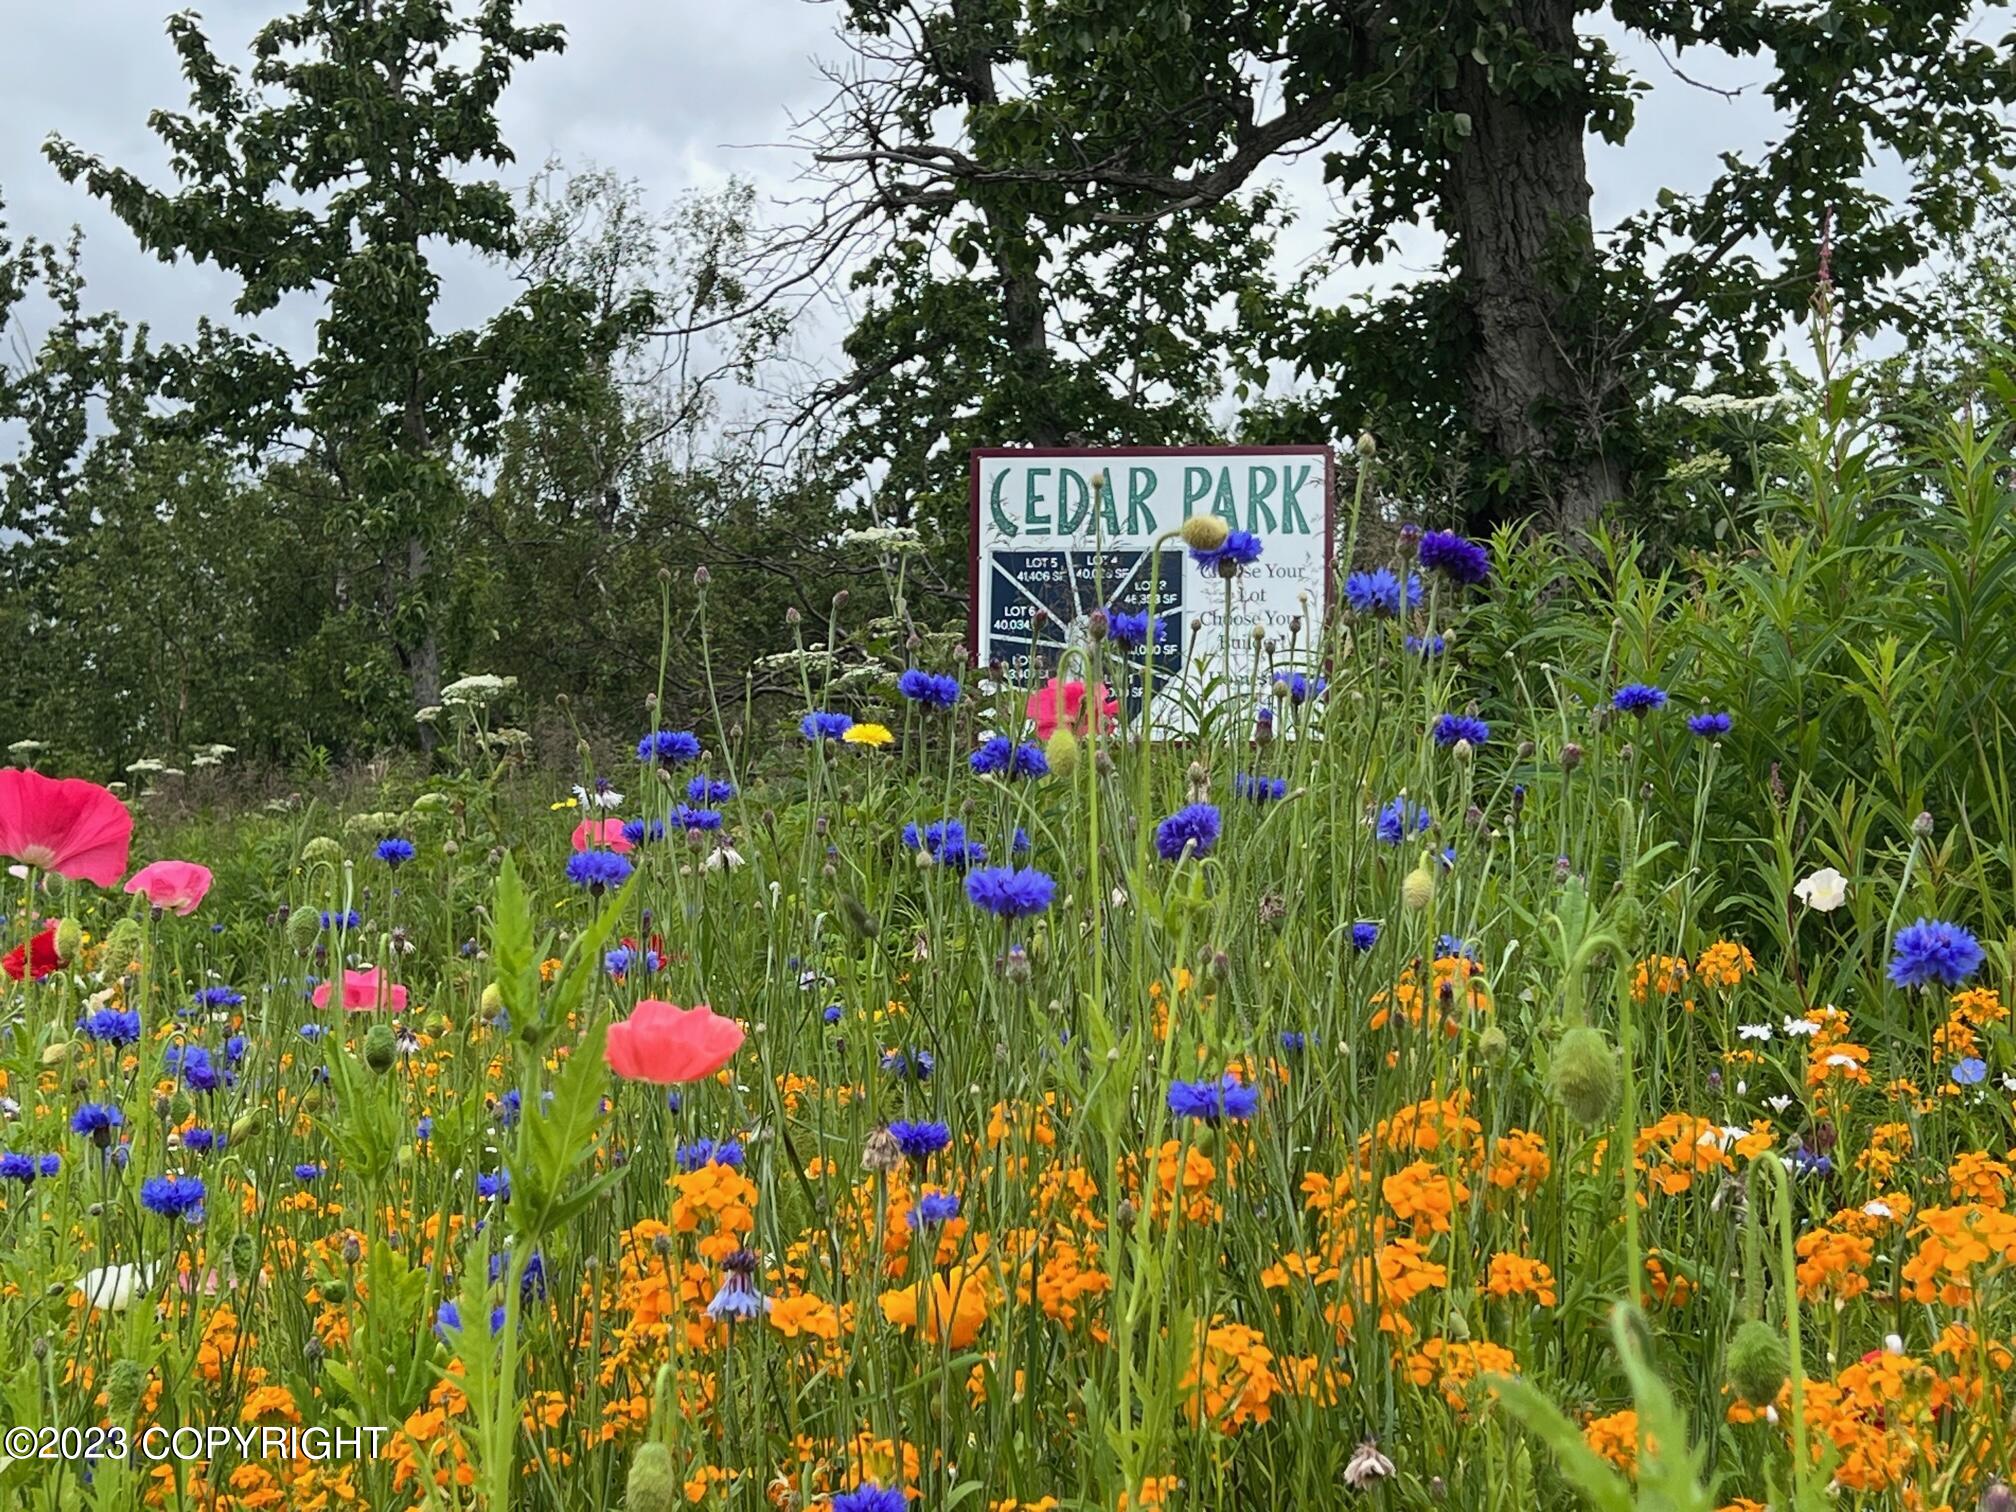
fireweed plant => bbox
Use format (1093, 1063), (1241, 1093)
(11, 415), (2016, 1509)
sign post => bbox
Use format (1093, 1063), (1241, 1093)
(970, 446), (1334, 736)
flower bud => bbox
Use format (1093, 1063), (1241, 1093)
(1549, 1026), (1619, 1126)
(286, 906), (321, 954)
(106, 1358), (149, 1420)
(1913, 811), (1935, 838)
(54, 917), (81, 960)
(363, 1024), (397, 1074)
(1477, 1025), (1509, 1062)
(1401, 852), (1436, 911)
(625, 1441), (679, 1512)
(1726, 1318), (1789, 1407)
(1045, 728), (1080, 777)
(1560, 742), (1584, 772)
(1179, 515), (1230, 552)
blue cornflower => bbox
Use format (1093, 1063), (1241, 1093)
(965, 866), (1055, 919)
(225, 1034), (246, 1064)
(565, 850), (633, 893)
(1344, 568), (1422, 618)
(1155, 804), (1222, 861)
(0, 1152), (57, 1182)
(687, 776), (736, 803)
(1350, 921), (1380, 952)
(375, 837), (416, 866)
(71, 1104), (122, 1145)
(299, 1023), (327, 1042)
(621, 818), (665, 846)
(1107, 609), (1165, 649)
(1234, 773), (1288, 803)
(881, 1048), (935, 1081)
(1282, 673), (1326, 704)
(416, 1117), (434, 1143)
(1888, 919), (1985, 989)
(1404, 633), (1447, 657)
(673, 805), (724, 832)
(192, 986), (244, 1010)
(293, 1163), (324, 1182)
(1376, 796), (1432, 844)
(476, 1171), (511, 1202)
(1433, 713), (1489, 748)
(898, 669), (961, 708)
(887, 1120), (952, 1160)
(320, 909), (362, 931)
(801, 711), (854, 741)
(1953, 1057), (1989, 1086)
(168, 1045), (223, 1094)
(675, 1139), (745, 1172)
(1790, 1146), (1833, 1179)
(908, 1190), (962, 1227)
(706, 1250), (769, 1322)
(182, 1127), (224, 1155)
(1688, 711), (1732, 737)
(970, 736), (1048, 778)
(832, 1486), (907, 1512)
(638, 729), (703, 765)
(1612, 684), (1668, 715)
(605, 945), (636, 978)
(1437, 934), (1476, 960)
(1280, 1031), (1307, 1054)
(904, 819), (985, 871)
(140, 1174), (206, 1222)
(1418, 529), (1491, 584)
(1167, 1075), (1260, 1123)
(78, 1008), (142, 1045)
(823, 1004), (844, 1025)
(1012, 827), (1032, 856)
(493, 1090), (523, 1129)
(1190, 527), (1264, 576)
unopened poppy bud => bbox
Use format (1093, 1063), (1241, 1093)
(625, 1440), (679, 1512)
(1355, 431), (1376, 457)
(1550, 1026), (1619, 1126)
(363, 1024), (397, 1074)
(1045, 728), (1080, 777)
(1726, 1318), (1788, 1407)
(1179, 515), (1230, 552)
(106, 1358), (148, 1419)
(54, 917), (81, 960)
(1402, 852), (1436, 911)
(1477, 1025), (1509, 1062)
(229, 1106), (269, 1145)
(481, 983), (504, 1018)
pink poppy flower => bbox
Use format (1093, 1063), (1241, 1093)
(605, 999), (744, 1085)
(1026, 678), (1118, 742)
(311, 967), (408, 1014)
(0, 769), (133, 887)
(572, 819), (633, 854)
(124, 860), (215, 916)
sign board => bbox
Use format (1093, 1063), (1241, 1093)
(969, 446), (1334, 734)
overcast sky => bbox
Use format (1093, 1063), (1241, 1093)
(0, 3), (2001, 412)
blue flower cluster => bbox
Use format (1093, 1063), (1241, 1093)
(801, 711), (854, 741)
(1418, 529), (1491, 584)
(903, 820), (985, 871)
(1234, 773), (1287, 802)
(140, 1174), (206, 1222)
(1107, 609), (1164, 649)
(1155, 803), (1222, 861)
(887, 1120), (952, 1160)
(375, 837), (416, 866)
(638, 729), (702, 764)
(965, 866), (1055, 918)
(1433, 713), (1489, 748)
(1345, 567), (1422, 618)
(565, 850), (633, 892)
(898, 669), (960, 708)
(1375, 796), (1431, 845)
(970, 736), (1048, 779)
(1888, 919), (1985, 989)
(1190, 527), (1264, 576)
(1167, 1075), (1259, 1123)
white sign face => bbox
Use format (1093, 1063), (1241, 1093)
(969, 447), (1333, 735)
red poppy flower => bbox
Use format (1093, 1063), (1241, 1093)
(1026, 678), (1118, 742)
(3, 924), (63, 982)
(605, 1000), (744, 1084)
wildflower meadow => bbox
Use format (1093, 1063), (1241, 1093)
(11, 381), (2016, 1512)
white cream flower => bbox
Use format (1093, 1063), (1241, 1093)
(1793, 866), (1848, 912)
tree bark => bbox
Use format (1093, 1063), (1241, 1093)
(1444, 0), (1621, 535)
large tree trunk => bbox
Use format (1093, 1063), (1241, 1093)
(1445, 0), (1621, 535)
